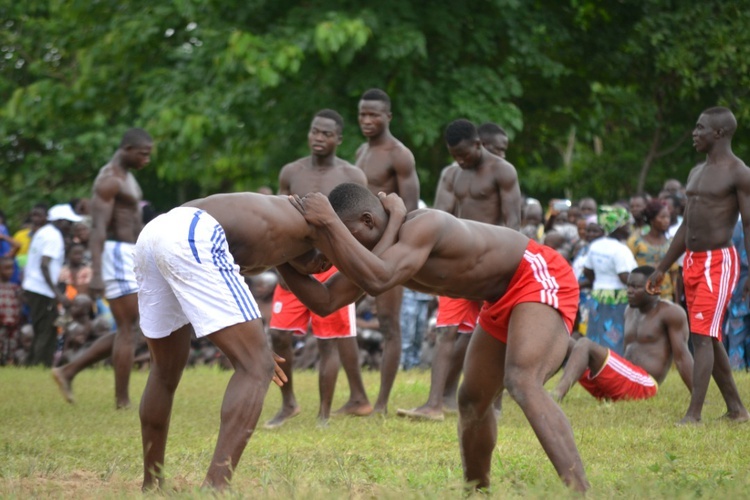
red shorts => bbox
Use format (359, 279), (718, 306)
(269, 266), (355, 339)
(578, 350), (658, 401)
(683, 247), (739, 340)
(478, 240), (578, 344)
(436, 296), (481, 334)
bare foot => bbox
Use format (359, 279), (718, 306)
(371, 405), (388, 417)
(116, 400), (132, 410)
(396, 406), (445, 422)
(719, 409), (750, 423)
(264, 406), (301, 429)
(333, 401), (373, 417)
(676, 415), (701, 425)
(51, 368), (74, 404)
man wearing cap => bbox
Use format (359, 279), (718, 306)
(23, 203), (82, 366)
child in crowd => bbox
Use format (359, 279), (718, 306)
(0, 256), (23, 364)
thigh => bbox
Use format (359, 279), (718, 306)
(210, 319), (273, 373)
(505, 303), (569, 384)
(461, 325), (506, 403)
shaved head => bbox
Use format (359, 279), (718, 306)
(701, 106), (737, 137)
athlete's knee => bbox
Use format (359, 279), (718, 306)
(377, 314), (401, 338)
(458, 382), (490, 421)
(504, 367), (541, 406)
(269, 329), (293, 349)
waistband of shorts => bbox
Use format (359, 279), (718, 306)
(684, 245), (738, 261)
(505, 239), (544, 291)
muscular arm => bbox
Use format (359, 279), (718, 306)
(276, 264), (365, 316)
(666, 305), (693, 393)
(737, 166), (750, 296)
(293, 194), (430, 295)
(89, 176), (120, 292)
(393, 148), (420, 212)
(433, 165), (457, 214)
(277, 164), (294, 196)
(497, 164), (522, 230)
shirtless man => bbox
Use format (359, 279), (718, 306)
(552, 266), (693, 402)
(355, 88), (419, 413)
(280, 183), (588, 491)
(397, 119), (521, 421)
(134, 191), (403, 491)
(265, 109), (372, 428)
(648, 106), (750, 424)
(477, 122), (510, 159)
(64, 128), (150, 409)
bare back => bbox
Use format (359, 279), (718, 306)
(92, 164), (143, 242)
(183, 193), (315, 275)
(389, 210), (529, 301)
(623, 300), (684, 384)
(279, 156), (367, 197)
(683, 157), (750, 251)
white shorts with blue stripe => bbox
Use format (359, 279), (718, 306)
(135, 207), (261, 339)
(102, 241), (138, 300)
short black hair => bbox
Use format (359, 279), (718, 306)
(445, 119), (478, 147)
(701, 106), (737, 137)
(478, 122), (507, 138)
(360, 88), (391, 108)
(120, 128), (153, 149)
(630, 265), (655, 278)
(329, 183), (379, 221)
(314, 109), (344, 134)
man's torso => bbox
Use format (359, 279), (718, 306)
(356, 140), (401, 194)
(622, 302), (672, 384)
(94, 165), (143, 243)
(282, 157), (365, 196)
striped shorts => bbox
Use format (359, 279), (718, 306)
(102, 241), (138, 299)
(683, 247), (739, 339)
(135, 207), (261, 339)
(578, 349), (658, 401)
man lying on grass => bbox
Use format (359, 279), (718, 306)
(278, 183), (589, 492)
(551, 266), (693, 402)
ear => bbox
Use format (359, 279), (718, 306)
(361, 212), (375, 229)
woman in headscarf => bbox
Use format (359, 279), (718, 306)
(582, 205), (638, 355)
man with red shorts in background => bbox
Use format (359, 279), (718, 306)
(648, 107), (750, 424)
(264, 109), (372, 428)
(397, 119), (521, 421)
(552, 266), (693, 402)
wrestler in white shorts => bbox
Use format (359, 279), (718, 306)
(135, 207), (261, 339)
(102, 241), (139, 299)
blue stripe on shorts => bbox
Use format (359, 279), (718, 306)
(188, 210), (204, 263)
(209, 225), (260, 321)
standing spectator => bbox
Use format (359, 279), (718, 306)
(583, 205), (637, 355)
(89, 127), (152, 409)
(723, 218), (750, 370)
(648, 107), (750, 424)
(400, 288), (434, 370)
(0, 256), (23, 365)
(12, 203), (47, 270)
(23, 203), (82, 366)
(628, 199), (678, 301)
(0, 209), (22, 284)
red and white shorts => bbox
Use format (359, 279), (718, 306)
(683, 247), (739, 340)
(436, 296), (481, 334)
(269, 266), (355, 339)
(578, 350), (658, 401)
(478, 240), (579, 344)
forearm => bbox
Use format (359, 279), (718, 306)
(89, 230), (106, 276)
(41, 266), (63, 301)
(276, 263), (363, 316)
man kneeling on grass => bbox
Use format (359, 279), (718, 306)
(551, 266), (693, 402)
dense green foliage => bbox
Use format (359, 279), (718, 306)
(2, 1), (749, 226)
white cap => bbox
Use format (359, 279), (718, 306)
(48, 204), (83, 222)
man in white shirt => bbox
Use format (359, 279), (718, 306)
(23, 204), (82, 366)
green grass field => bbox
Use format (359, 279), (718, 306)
(2, 365), (750, 498)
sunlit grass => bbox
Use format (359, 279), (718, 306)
(1, 365), (750, 498)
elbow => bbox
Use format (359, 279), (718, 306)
(308, 303), (337, 318)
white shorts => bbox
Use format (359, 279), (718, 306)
(102, 241), (139, 300)
(135, 207), (261, 339)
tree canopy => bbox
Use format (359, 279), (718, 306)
(2, 0), (749, 226)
